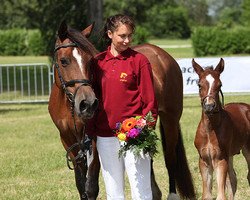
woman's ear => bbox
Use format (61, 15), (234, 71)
(107, 30), (113, 39)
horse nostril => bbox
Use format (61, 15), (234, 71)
(80, 100), (87, 113)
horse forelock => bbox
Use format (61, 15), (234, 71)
(67, 27), (98, 57)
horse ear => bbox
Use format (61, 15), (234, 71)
(58, 20), (68, 41)
(81, 22), (95, 38)
(192, 58), (204, 75)
(215, 58), (224, 74)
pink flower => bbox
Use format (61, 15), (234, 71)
(136, 118), (146, 128)
(127, 128), (140, 138)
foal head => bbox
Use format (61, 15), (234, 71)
(54, 21), (99, 119)
(192, 58), (224, 114)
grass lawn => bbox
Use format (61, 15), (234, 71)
(0, 56), (51, 65)
(149, 38), (192, 46)
(0, 38), (194, 65)
(148, 38), (194, 58)
(0, 94), (250, 200)
(0, 41), (250, 199)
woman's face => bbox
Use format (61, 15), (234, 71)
(108, 23), (133, 53)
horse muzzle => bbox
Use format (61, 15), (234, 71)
(202, 96), (217, 114)
(69, 82), (98, 119)
(78, 98), (99, 119)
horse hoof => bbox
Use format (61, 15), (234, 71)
(167, 193), (180, 200)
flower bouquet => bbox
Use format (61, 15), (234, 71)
(115, 111), (159, 158)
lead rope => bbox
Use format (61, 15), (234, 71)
(219, 89), (224, 108)
(65, 100), (91, 170)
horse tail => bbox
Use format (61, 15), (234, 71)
(175, 124), (196, 199)
(160, 120), (196, 199)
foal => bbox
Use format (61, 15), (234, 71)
(192, 58), (250, 200)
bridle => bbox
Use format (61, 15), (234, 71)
(53, 42), (94, 172)
(201, 89), (224, 114)
(54, 42), (92, 104)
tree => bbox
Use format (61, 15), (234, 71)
(0, 0), (103, 54)
(87, 0), (103, 32)
(177, 0), (211, 26)
(241, 0), (250, 26)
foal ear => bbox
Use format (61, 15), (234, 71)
(58, 20), (68, 41)
(192, 58), (204, 75)
(81, 22), (95, 38)
(215, 58), (224, 74)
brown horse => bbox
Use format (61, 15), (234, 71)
(192, 58), (250, 200)
(49, 21), (196, 200)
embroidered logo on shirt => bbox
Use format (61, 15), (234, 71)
(120, 72), (127, 82)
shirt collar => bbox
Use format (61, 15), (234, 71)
(105, 46), (131, 61)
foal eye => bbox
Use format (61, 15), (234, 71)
(60, 58), (70, 66)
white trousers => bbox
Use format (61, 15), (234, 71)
(96, 136), (152, 200)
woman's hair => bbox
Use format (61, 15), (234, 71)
(102, 14), (135, 46)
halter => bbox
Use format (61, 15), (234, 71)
(53, 42), (93, 171)
(201, 89), (224, 114)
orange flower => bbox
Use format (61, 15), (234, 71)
(122, 117), (137, 132)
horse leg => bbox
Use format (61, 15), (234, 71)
(215, 159), (228, 200)
(74, 162), (88, 200)
(226, 156), (237, 200)
(151, 159), (162, 200)
(159, 117), (178, 199)
(242, 138), (250, 185)
(85, 139), (100, 200)
(199, 158), (213, 200)
(242, 143), (250, 185)
(61, 139), (88, 199)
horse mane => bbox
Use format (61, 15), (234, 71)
(67, 26), (99, 57)
(204, 66), (214, 70)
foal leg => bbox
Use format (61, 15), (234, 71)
(226, 156), (237, 200)
(215, 159), (228, 200)
(199, 158), (213, 200)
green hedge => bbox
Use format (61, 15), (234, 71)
(0, 29), (46, 56)
(191, 27), (250, 56)
(132, 26), (150, 45)
(0, 28), (149, 56)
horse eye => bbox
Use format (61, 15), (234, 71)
(60, 58), (70, 66)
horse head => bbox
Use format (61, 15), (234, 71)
(54, 21), (99, 120)
(192, 58), (224, 114)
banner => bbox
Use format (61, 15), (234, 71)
(177, 57), (250, 94)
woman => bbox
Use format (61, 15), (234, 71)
(87, 14), (158, 200)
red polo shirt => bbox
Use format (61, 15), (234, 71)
(87, 47), (158, 137)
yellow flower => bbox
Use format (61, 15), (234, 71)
(117, 132), (127, 141)
(122, 117), (137, 132)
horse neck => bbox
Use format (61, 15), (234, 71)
(201, 109), (223, 129)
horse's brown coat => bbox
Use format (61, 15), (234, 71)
(49, 22), (196, 200)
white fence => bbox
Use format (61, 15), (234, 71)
(0, 63), (53, 103)
(1, 57), (250, 104)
